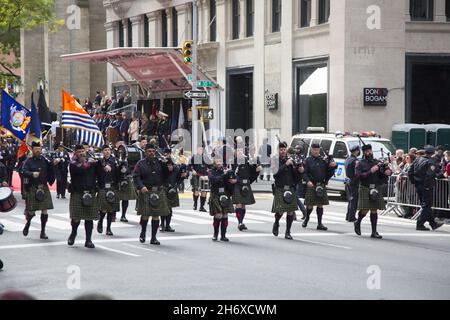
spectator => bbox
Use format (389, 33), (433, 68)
(134, 136), (147, 149)
(409, 147), (418, 155)
(120, 112), (130, 144)
(432, 145), (445, 165)
(140, 112), (149, 137)
(123, 90), (132, 106)
(108, 96), (117, 113)
(94, 91), (102, 105)
(128, 113), (139, 144)
(259, 137), (272, 181)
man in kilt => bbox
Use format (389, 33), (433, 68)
(189, 146), (210, 212)
(208, 158), (237, 242)
(270, 142), (303, 240)
(133, 143), (173, 245)
(68, 145), (104, 249)
(302, 143), (337, 231)
(22, 142), (56, 240)
(345, 145), (361, 222)
(54, 143), (70, 199)
(354, 144), (392, 239)
(232, 147), (261, 231)
(116, 144), (136, 222)
(97, 145), (121, 236)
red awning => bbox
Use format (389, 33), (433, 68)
(61, 47), (219, 93)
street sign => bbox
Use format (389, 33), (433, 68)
(197, 80), (213, 87)
(184, 90), (208, 99)
(187, 74), (193, 81)
(202, 108), (214, 121)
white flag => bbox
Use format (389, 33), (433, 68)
(178, 102), (185, 129)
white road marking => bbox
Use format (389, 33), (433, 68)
(123, 243), (168, 255)
(0, 219), (38, 232)
(96, 245), (141, 257)
(295, 238), (352, 250)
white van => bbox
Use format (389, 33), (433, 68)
(289, 132), (396, 198)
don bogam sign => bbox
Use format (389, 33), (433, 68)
(364, 88), (388, 106)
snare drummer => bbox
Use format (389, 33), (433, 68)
(22, 142), (56, 240)
(189, 146), (211, 212)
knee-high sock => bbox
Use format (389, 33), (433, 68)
(25, 213), (34, 224)
(40, 214), (48, 233)
(213, 218), (220, 236)
(85, 220), (93, 242)
(151, 219), (159, 239)
(357, 212), (366, 223)
(200, 196), (207, 207)
(220, 218), (228, 238)
(193, 194), (199, 206)
(274, 213), (282, 224)
(70, 220), (80, 235)
(286, 214), (294, 233)
(106, 213), (114, 231)
(370, 213), (378, 234)
(160, 215), (166, 228)
(121, 200), (129, 217)
(98, 212), (106, 226)
(242, 209), (246, 222)
(140, 217), (148, 235)
(316, 207), (324, 225)
(235, 208), (244, 224)
(305, 208), (313, 222)
(166, 212), (172, 227)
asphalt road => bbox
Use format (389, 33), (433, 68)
(0, 191), (449, 300)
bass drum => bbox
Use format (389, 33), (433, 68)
(0, 187), (17, 213)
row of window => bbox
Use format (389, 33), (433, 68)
(410, 0), (450, 21)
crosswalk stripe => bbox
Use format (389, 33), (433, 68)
(0, 219), (38, 232)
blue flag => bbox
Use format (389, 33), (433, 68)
(1, 90), (31, 141)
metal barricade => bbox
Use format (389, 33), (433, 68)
(381, 175), (450, 219)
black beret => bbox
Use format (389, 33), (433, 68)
(278, 142), (288, 149)
(31, 141), (41, 148)
(311, 143), (320, 149)
(362, 144), (372, 151)
(145, 143), (156, 150)
(74, 144), (84, 151)
(101, 144), (111, 151)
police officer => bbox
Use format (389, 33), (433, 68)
(116, 144), (136, 222)
(231, 147), (261, 231)
(408, 145), (444, 231)
(189, 146), (210, 212)
(208, 158), (237, 241)
(54, 143), (70, 199)
(345, 145), (361, 222)
(68, 145), (104, 249)
(302, 144), (337, 231)
(270, 142), (303, 240)
(354, 144), (392, 239)
(97, 145), (120, 236)
(133, 143), (172, 245)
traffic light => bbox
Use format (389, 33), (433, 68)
(182, 40), (193, 65)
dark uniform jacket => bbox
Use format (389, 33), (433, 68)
(22, 156), (55, 188)
(355, 158), (387, 187)
(345, 155), (359, 184)
(408, 156), (440, 188)
(0, 162), (8, 184)
(166, 164), (183, 188)
(100, 156), (120, 188)
(303, 156), (335, 185)
(133, 157), (169, 190)
(209, 167), (234, 195)
(232, 156), (258, 184)
(189, 154), (210, 176)
(54, 151), (70, 175)
(271, 156), (300, 188)
(69, 158), (104, 192)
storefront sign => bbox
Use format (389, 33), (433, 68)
(364, 88), (388, 106)
(266, 92), (278, 110)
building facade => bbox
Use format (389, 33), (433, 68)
(103, 0), (450, 141)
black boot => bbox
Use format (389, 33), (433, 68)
(84, 220), (95, 248)
(97, 212), (105, 234)
(220, 218), (229, 242)
(150, 219), (160, 245)
(370, 214), (382, 239)
(285, 214), (294, 240)
(316, 208), (328, 231)
(212, 218), (220, 241)
(165, 213), (175, 232)
(354, 213), (364, 236)
(23, 214), (34, 237)
(159, 216), (166, 232)
(199, 196), (207, 212)
(120, 200), (129, 222)
(272, 213), (282, 237)
(40, 214), (48, 240)
(68, 220), (80, 246)
(302, 208), (313, 228)
(139, 217), (148, 243)
(193, 195), (199, 210)
(106, 213), (114, 236)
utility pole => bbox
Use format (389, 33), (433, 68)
(191, 0), (199, 155)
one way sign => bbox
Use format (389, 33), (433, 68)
(183, 90), (208, 99)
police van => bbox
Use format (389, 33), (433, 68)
(289, 130), (396, 198)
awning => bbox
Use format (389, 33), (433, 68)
(61, 47), (220, 93)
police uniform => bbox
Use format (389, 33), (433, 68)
(189, 153), (210, 211)
(68, 146), (104, 249)
(133, 146), (171, 245)
(408, 146), (444, 231)
(344, 146), (360, 222)
(22, 149), (55, 240)
(270, 142), (301, 240)
(302, 147), (336, 231)
(208, 165), (235, 241)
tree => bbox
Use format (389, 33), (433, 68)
(0, 0), (63, 85)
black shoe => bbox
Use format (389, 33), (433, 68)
(431, 221), (444, 231)
(416, 225), (431, 231)
(40, 232), (48, 240)
(23, 222), (31, 237)
(348, 218), (357, 223)
(61, 196), (66, 199)
(199, 206), (207, 212)
(106, 230), (113, 236)
(238, 223), (245, 231)
(302, 220), (308, 228)
(242, 224), (248, 230)
(301, 215), (306, 220)
(68, 233), (77, 246)
(285, 233), (293, 240)
(371, 232), (383, 239)
(193, 205), (197, 211)
(220, 237), (229, 242)
(56, 194), (60, 199)
(354, 221), (361, 236)
(150, 238), (160, 245)
(159, 226), (165, 232)
(317, 224), (328, 231)
(97, 224), (103, 234)
(139, 232), (146, 243)
(120, 217), (128, 223)
(165, 226), (175, 232)
(85, 241), (95, 249)
(272, 222), (279, 237)
(212, 235), (218, 241)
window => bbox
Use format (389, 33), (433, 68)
(446, 0), (450, 20)
(300, 0), (311, 27)
(318, 0), (330, 24)
(410, 0), (434, 21)
(320, 139), (332, 155)
(232, 0), (240, 39)
(210, 0), (216, 41)
(144, 15), (149, 47)
(118, 20), (124, 47)
(172, 7), (178, 47)
(272, 0), (281, 32)
(333, 142), (348, 159)
(161, 10), (168, 47)
(246, 0), (254, 37)
(127, 19), (132, 47)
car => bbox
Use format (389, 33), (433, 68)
(290, 130), (396, 198)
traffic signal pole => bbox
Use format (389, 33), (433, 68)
(191, 0), (199, 155)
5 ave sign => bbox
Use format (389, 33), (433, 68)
(183, 90), (208, 99)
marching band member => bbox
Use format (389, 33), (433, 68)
(116, 144), (136, 222)
(189, 146), (210, 212)
(54, 143), (70, 199)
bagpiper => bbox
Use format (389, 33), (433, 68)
(116, 144), (137, 223)
(189, 146), (211, 212)
(54, 143), (70, 199)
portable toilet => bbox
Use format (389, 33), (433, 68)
(424, 124), (450, 150)
(391, 124), (427, 151)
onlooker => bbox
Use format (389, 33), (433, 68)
(140, 112), (149, 137)
(259, 137), (272, 181)
(128, 113), (139, 144)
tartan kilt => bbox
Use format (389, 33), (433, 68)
(304, 186), (330, 207)
(165, 186), (180, 208)
(232, 184), (255, 205)
(136, 189), (170, 217)
(98, 188), (120, 213)
(117, 177), (137, 200)
(209, 191), (234, 216)
(190, 176), (200, 192)
(271, 187), (298, 213)
(69, 192), (99, 221)
(25, 185), (54, 212)
(357, 185), (385, 211)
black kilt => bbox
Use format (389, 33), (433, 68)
(357, 185), (385, 211)
(232, 184), (255, 205)
(304, 186), (330, 207)
(98, 188), (120, 213)
(25, 185), (54, 212)
(69, 192), (99, 221)
(165, 186), (180, 208)
(209, 191), (234, 216)
(190, 176), (200, 192)
(117, 177), (137, 201)
(271, 187), (298, 214)
(136, 188), (170, 217)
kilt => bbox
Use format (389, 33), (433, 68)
(232, 184), (255, 205)
(190, 176), (200, 192)
(165, 186), (180, 208)
(271, 187), (298, 214)
(357, 185), (385, 211)
(209, 191), (234, 216)
(25, 185), (54, 212)
(98, 188), (120, 213)
(136, 188), (170, 217)
(117, 177), (137, 200)
(69, 192), (99, 221)
(304, 185), (330, 207)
